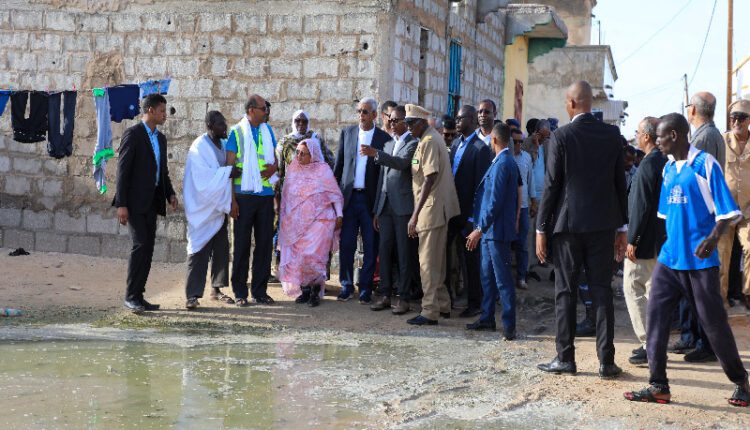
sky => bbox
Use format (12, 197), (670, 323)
(593, 0), (750, 137)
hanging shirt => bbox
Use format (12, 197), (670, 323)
(452, 131), (476, 176)
(0, 90), (10, 117)
(139, 79), (171, 99)
(142, 121), (160, 186)
(354, 126), (375, 189)
(108, 85), (140, 122)
(657, 147), (740, 270)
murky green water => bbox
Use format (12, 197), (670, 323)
(0, 340), (378, 429)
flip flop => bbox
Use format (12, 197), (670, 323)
(624, 384), (671, 404)
(729, 384), (750, 407)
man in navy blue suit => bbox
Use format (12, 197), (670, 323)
(465, 122), (519, 340)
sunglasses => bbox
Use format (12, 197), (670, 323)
(730, 113), (750, 122)
(357, 109), (371, 115)
(404, 118), (420, 126)
(389, 117), (404, 124)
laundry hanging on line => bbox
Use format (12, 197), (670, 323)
(0, 89), (10, 117)
(10, 91), (49, 143)
(139, 78), (171, 99)
(107, 84), (140, 123)
(92, 87), (114, 194)
(47, 91), (77, 159)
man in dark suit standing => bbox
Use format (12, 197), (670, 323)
(536, 81), (628, 378)
(114, 94), (177, 313)
(448, 105), (492, 317)
(333, 97), (391, 303)
(361, 105), (419, 314)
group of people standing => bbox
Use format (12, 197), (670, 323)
(112, 80), (750, 407)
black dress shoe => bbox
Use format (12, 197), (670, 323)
(684, 348), (717, 363)
(407, 315), (438, 326)
(668, 340), (695, 354)
(465, 320), (497, 331)
(599, 363), (623, 379)
(629, 347), (648, 365)
(459, 307), (482, 318)
(502, 330), (517, 341)
(537, 357), (577, 375)
(124, 299), (145, 313)
(252, 296), (275, 305)
(440, 312), (451, 319)
(140, 299), (160, 311)
(575, 318), (596, 337)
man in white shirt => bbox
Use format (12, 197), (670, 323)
(477, 99), (497, 146)
(511, 128), (537, 289)
(333, 97), (392, 303)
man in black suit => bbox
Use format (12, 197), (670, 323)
(361, 105), (419, 314)
(536, 81), (628, 378)
(114, 94), (177, 313)
(448, 105), (492, 317)
(333, 97), (390, 303)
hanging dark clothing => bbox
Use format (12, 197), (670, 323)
(11, 91), (49, 143)
(47, 91), (77, 159)
(107, 85), (140, 123)
(0, 90), (10, 117)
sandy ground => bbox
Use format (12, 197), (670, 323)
(2, 247), (750, 428)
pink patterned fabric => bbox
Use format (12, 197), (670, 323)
(278, 138), (343, 297)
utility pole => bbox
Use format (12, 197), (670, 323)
(727, 0), (734, 129)
(683, 73), (691, 139)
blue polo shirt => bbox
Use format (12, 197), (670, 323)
(657, 148), (740, 270)
(225, 123), (277, 196)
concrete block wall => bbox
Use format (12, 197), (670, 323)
(0, 0), (387, 261)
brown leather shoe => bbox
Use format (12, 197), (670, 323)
(370, 295), (391, 311)
(391, 297), (410, 315)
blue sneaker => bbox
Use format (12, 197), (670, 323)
(358, 288), (372, 304)
(337, 285), (354, 302)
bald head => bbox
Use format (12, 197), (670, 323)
(689, 91), (716, 121)
(565, 81), (593, 119)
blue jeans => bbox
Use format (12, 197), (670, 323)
(339, 192), (377, 290)
(513, 207), (530, 279)
(479, 239), (516, 332)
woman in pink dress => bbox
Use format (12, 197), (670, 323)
(278, 137), (343, 306)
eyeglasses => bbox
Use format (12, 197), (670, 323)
(357, 109), (371, 115)
(389, 117), (404, 124)
(251, 106), (268, 113)
(404, 118), (420, 126)
(730, 113), (750, 122)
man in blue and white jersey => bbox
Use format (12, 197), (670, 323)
(624, 113), (750, 407)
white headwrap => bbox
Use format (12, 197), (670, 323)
(292, 110), (309, 139)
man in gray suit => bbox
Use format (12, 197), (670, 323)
(361, 105), (419, 314)
(333, 97), (391, 303)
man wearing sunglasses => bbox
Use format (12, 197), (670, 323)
(403, 104), (460, 325)
(333, 97), (390, 303)
(718, 99), (750, 311)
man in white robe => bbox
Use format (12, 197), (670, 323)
(183, 111), (240, 309)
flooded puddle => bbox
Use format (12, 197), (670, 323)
(0, 329), (587, 429)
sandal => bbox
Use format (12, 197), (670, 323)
(729, 384), (750, 407)
(623, 384), (671, 404)
(210, 292), (235, 304)
(235, 298), (250, 307)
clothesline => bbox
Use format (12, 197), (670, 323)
(0, 74), (172, 93)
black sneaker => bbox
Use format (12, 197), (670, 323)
(295, 288), (311, 304)
(628, 346), (648, 365)
(252, 296), (275, 305)
(684, 348), (717, 363)
(668, 340), (695, 354)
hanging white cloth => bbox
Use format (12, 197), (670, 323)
(236, 117), (277, 193)
(183, 134), (233, 255)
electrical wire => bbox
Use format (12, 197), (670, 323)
(619, 0), (694, 65)
(688, 0), (718, 86)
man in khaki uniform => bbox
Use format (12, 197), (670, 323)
(718, 99), (750, 309)
(404, 104), (460, 325)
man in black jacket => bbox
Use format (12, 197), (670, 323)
(624, 117), (667, 365)
(114, 94), (177, 313)
(536, 81), (628, 378)
(448, 105), (492, 317)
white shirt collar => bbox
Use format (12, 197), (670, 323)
(572, 112), (588, 122)
(398, 131), (410, 142)
(493, 147), (509, 161)
(359, 126), (375, 136)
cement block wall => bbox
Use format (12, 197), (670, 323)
(0, 0), (508, 261)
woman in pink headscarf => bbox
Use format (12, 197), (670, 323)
(278, 137), (343, 306)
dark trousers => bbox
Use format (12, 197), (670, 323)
(339, 191), (377, 290)
(512, 207), (530, 279)
(231, 194), (274, 300)
(678, 297), (713, 352)
(479, 239), (516, 331)
(185, 217), (229, 299)
(377, 201), (412, 299)
(447, 221), (482, 309)
(552, 230), (616, 364)
(126, 205), (158, 302)
(647, 263), (747, 386)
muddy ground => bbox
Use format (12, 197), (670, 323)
(2, 248), (750, 429)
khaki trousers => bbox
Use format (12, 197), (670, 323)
(718, 217), (750, 302)
(418, 224), (451, 320)
(623, 257), (656, 347)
